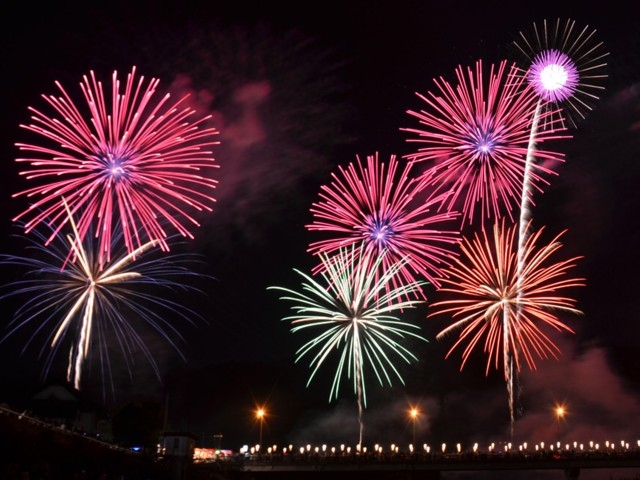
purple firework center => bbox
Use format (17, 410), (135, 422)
(366, 217), (396, 249)
(528, 49), (579, 102)
(105, 155), (128, 179)
(471, 130), (498, 159)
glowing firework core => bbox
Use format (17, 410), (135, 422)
(368, 218), (395, 247)
(529, 50), (579, 102)
(106, 156), (127, 178)
(473, 131), (498, 158)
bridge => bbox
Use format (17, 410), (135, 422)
(195, 448), (640, 479)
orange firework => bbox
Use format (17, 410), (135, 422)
(429, 219), (584, 434)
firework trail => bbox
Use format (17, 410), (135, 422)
(0, 203), (209, 400)
(511, 18), (608, 302)
(268, 243), (428, 446)
(401, 59), (569, 228)
(13, 66), (220, 268)
(510, 20), (608, 428)
(511, 20), (608, 264)
(306, 152), (460, 299)
(429, 219), (584, 438)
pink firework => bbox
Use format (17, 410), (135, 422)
(13, 66), (220, 267)
(401, 59), (569, 227)
(512, 18), (609, 130)
(306, 152), (460, 297)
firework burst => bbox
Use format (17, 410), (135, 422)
(13, 66), (220, 267)
(0, 203), (209, 399)
(269, 243), (428, 446)
(512, 18), (609, 130)
(306, 152), (460, 297)
(429, 219), (584, 437)
(401, 59), (569, 227)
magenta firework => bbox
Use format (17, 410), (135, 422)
(306, 152), (460, 297)
(401, 59), (569, 227)
(512, 18), (609, 129)
(13, 67), (220, 267)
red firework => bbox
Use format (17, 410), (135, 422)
(13, 66), (220, 267)
(401, 59), (569, 227)
(306, 152), (460, 297)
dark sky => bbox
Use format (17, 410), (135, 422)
(1, 0), (639, 460)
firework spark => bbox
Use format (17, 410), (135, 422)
(401, 59), (569, 227)
(268, 243), (428, 446)
(306, 152), (460, 297)
(13, 66), (220, 267)
(512, 18), (609, 130)
(0, 203), (209, 399)
(429, 219), (584, 437)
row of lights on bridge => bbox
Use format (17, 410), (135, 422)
(240, 439), (640, 457)
(244, 403), (636, 456)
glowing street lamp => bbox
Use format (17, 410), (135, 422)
(256, 407), (266, 446)
(554, 403), (568, 438)
(409, 407), (419, 446)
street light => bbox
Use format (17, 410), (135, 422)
(256, 408), (266, 446)
(554, 403), (568, 439)
(409, 407), (419, 446)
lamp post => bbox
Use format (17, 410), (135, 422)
(554, 404), (567, 439)
(409, 407), (419, 446)
(256, 408), (265, 447)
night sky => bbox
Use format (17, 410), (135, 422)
(1, 0), (639, 461)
